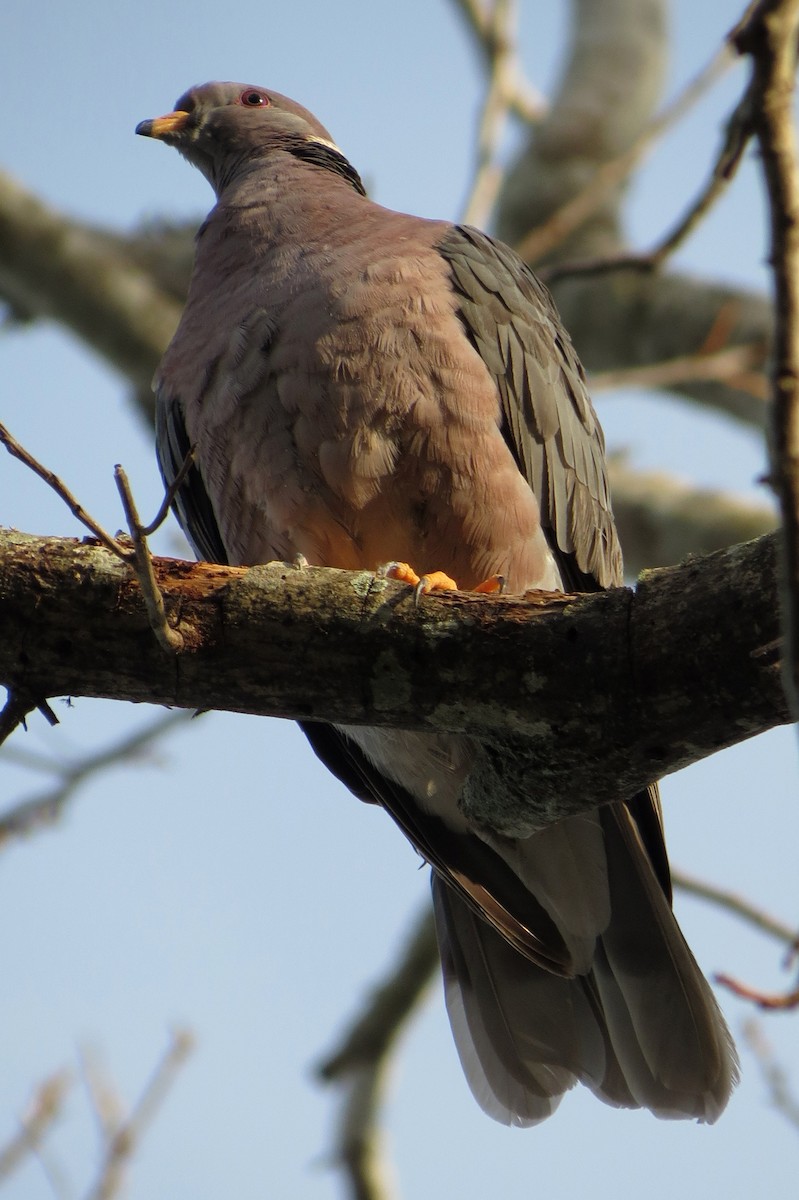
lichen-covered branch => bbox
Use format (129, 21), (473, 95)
(0, 528), (787, 835)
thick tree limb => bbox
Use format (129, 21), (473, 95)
(608, 457), (776, 573)
(492, 0), (773, 427)
(0, 170), (180, 390)
(0, 527), (787, 834)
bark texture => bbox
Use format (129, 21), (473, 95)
(0, 528), (786, 833)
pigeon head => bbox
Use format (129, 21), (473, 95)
(136, 82), (348, 195)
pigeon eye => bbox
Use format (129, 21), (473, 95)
(240, 90), (269, 107)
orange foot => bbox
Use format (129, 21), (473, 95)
(381, 561), (505, 601)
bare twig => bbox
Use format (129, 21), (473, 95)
(715, 972), (799, 1009)
(318, 905), (438, 1081)
(140, 448), (194, 537)
(733, 0), (799, 717)
(0, 690), (38, 749)
(0, 422), (130, 560)
(80, 1046), (126, 1145)
(82, 1028), (194, 1200)
(460, 0), (521, 228)
(673, 868), (798, 946)
(318, 905), (438, 1200)
(0, 1070), (72, 1185)
(0, 689), (59, 749)
(0, 710), (193, 847)
(114, 466), (186, 653)
(450, 0), (546, 125)
(743, 1019), (799, 1132)
(1, 422), (195, 655)
(327, 1063), (398, 1200)
(590, 341), (767, 397)
(516, 41), (735, 265)
(543, 49), (757, 284)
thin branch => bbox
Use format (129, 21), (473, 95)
(326, 1063), (397, 1200)
(80, 1046), (126, 1146)
(450, 0), (546, 124)
(1, 425), (199, 655)
(140, 448), (194, 537)
(542, 46), (757, 285)
(0, 1070), (72, 1185)
(716, 972), (799, 1009)
(0, 690), (39, 749)
(516, 41), (735, 265)
(460, 0), (521, 228)
(590, 341), (767, 397)
(0, 710), (193, 846)
(114, 465), (186, 653)
(82, 1028), (194, 1200)
(673, 868), (798, 945)
(733, 0), (799, 717)
(318, 906), (438, 1082)
(0, 422), (130, 560)
(743, 1019), (799, 1132)
(318, 905), (437, 1200)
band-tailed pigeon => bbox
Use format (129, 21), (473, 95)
(137, 82), (737, 1125)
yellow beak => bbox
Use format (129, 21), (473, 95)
(135, 110), (190, 139)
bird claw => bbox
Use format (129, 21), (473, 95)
(380, 562), (459, 600)
(473, 573), (505, 594)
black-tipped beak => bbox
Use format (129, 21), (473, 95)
(136, 110), (190, 139)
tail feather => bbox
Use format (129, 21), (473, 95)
(595, 806), (738, 1120)
(433, 875), (605, 1125)
(432, 802), (738, 1125)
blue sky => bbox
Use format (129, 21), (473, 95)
(1, 2), (797, 1198)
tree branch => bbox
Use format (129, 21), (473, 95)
(0, 527), (787, 835)
(0, 170), (180, 390)
(608, 457), (776, 573)
(734, 0), (799, 714)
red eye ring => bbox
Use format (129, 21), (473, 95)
(239, 89), (270, 107)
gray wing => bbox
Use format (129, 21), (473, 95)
(155, 386), (229, 566)
(437, 224), (671, 890)
(438, 224), (622, 591)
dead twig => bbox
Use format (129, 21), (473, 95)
(673, 868), (798, 947)
(0, 1070), (72, 1185)
(543, 39), (757, 285)
(589, 341), (767, 397)
(0, 422), (129, 559)
(733, 0), (799, 718)
(517, 41), (735, 265)
(114, 465), (186, 653)
(0, 710), (193, 847)
(715, 973), (799, 1010)
(0, 689), (58, 749)
(460, 0), (523, 228)
(743, 1018), (799, 1132)
(1, 421), (192, 656)
(318, 904), (438, 1200)
(82, 1028), (194, 1200)
(450, 0), (546, 125)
